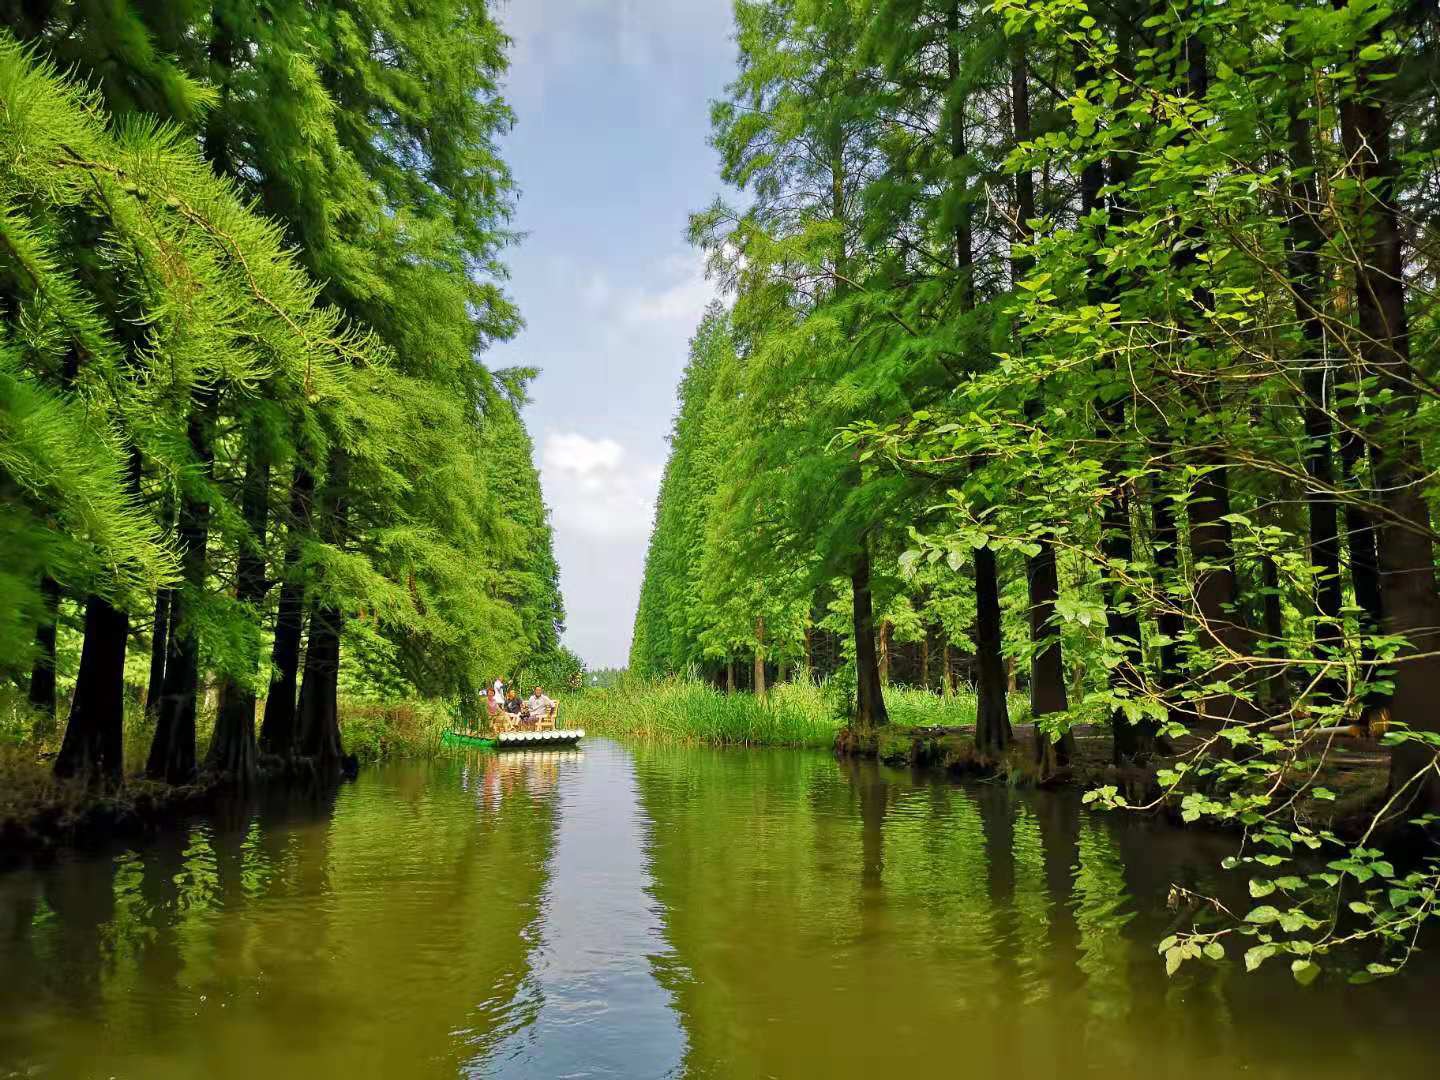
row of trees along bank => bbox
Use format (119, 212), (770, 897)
(0, 2), (568, 788)
(632, 0), (1440, 978)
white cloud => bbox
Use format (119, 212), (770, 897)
(620, 253), (713, 327)
(540, 431), (662, 542)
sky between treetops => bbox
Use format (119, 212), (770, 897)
(492, 0), (736, 669)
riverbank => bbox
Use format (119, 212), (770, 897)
(564, 678), (1392, 834)
(0, 694), (454, 864)
(562, 677), (1027, 748)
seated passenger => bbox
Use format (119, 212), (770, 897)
(504, 690), (523, 715)
(526, 686), (555, 720)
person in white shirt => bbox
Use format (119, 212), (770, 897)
(526, 687), (554, 722)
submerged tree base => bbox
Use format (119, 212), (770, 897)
(835, 721), (1392, 838)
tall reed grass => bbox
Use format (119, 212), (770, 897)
(563, 677), (1027, 749)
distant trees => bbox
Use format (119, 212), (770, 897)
(1, 3), (566, 785)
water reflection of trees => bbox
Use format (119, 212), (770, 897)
(630, 749), (1440, 1079)
(0, 761), (567, 1078)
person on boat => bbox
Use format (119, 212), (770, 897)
(485, 687), (500, 721)
(526, 686), (555, 723)
(504, 689), (523, 716)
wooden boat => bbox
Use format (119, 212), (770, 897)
(442, 728), (585, 750)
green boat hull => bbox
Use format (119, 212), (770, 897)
(442, 729), (584, 750)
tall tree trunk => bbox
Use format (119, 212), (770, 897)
(295, 604), (344, 766)
(852, 544), (889, 730)
(877, 620), (891, 687)
(942, 639), (954, 698)
(295, 452), (349, 771)
(55, 453), (142, 785)
(147, 400), (216, 785)
(803, 623), (813, 684)
(208, 453), (269, 785)
(54, 595), (128, 785)
(1287, 106), (1345, 703)
(1027, 538), (1073, 771)
(1188, 465), (1264, 726)
(753, 615), (767, 699)
(1339, 422), (1385, 691)
(974, 546), (1012, 757)
(27, 576), (61, 718)
(1081, 35), (1158, 764)
(1335, 19), (1440, 805)
(1012, 33), (1070, 771)
(260, 464), (313, 753)
(920, 629), (931, 692)
(1260, 554), (1287, 707)
(1150, 484), (1190, 729)
(1177, 26), (1263, 729)
(145, 588), (171, 720)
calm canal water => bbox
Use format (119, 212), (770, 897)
(2, 738), (1438, 1079)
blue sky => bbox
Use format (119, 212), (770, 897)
(490, 1), (736, 668)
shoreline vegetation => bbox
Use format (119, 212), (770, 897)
(1, 690), (452, 863)
(565, 675), (1027, 749)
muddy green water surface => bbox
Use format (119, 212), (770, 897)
(2, 739), (1437, 1078)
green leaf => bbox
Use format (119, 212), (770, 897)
(1245, 944), (1277, 972)
(1245, 905), (1281, 925)
(1291, 960), (1321, 987)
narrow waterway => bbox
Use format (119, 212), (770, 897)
(1, 739), (1437, 1079)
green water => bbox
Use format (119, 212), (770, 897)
(1, 739), (1436, 1078)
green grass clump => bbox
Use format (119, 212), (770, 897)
(566, 677), (839, 748)
(339, 697), (454, 763)
(563, 676), (1017, 748)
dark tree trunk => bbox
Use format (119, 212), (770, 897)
(1260, 554), (1287, 707)
(145, 588), (171, 720)
(1174, 26), (1263, 729)
(260, 464), (313, 753)
(1188, 463), (1264, 726)
(852, 544), (889, 730)
(1028, 537), (1073, 772)
(725, 660), (734, 693)
(1287, 106), (1345, 701)
(974, 546), (1012, 757)
(1084, 68), (1158, 765)
(1339, 425), (1385, 690)
(147, 401), (216, 785)
(54, 595), (128, 784)
(1150, 487), (1189, 733)
(27, 576), (61, 717)
(1335, 21), (1440, 805)
(208, 454), (270, 785)
(296, 604), (344, 767)
(920, 628), (931, 692)
(55, 450), (142, 785)
(1102, 481), (1157, 764)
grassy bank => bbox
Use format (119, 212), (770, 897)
(563, 677), (1027, 749)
